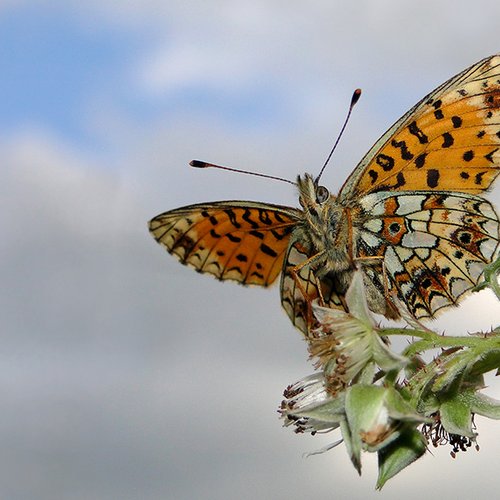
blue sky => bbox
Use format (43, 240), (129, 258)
(0, 3), (295, 154)
(1, 7), (128, 137)
(2, 2), (500, 499)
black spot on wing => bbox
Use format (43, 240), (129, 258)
(451, 116), (462, 128)
(394, 172), (406, 188)
(376, 154), (395, 171)
(442, 132), (454, 148)
(260, 243), (278, 258)
(242, 209), (259, 229)
(408, 120), (429, 144)
(484, 148), (498, 163)
(224, 209), (241, 228)
(463, 150), (474, 162)
(391, 139), (414, 160)
(368, 169), (378, 184)
(227, 233), (242, 243)
(475, 172), (487, 185)
(258, 209), (273, 225)
(414, 153), (427, 168)
(427, 169), (440, 188)
(434, 109), (444, 120)
(249, 230), (264, 240)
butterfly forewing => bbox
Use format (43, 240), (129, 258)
(340, 54), (500, 200)
(149, 201), (300, 286)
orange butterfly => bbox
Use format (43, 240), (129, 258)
(149, 55), (500, 334)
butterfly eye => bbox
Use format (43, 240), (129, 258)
(316, 185), (329, 203)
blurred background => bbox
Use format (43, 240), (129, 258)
(2, 1), (500, 499)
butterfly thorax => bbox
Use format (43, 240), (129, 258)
(297, 174), (353, 274)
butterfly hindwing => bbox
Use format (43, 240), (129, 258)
(149, 201), (300, 286)
(280, 239), (345, 333)
(357, 191), (500, 318)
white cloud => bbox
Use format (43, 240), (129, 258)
(137, 41), (256, 94)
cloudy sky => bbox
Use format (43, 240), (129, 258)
(2, 1), (500, 499)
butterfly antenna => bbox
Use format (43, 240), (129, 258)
(315, 88), (362, 183)
(190, 160), (297, 186)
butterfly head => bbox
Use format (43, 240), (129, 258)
(297, 173), (349, 262)
(297, 173), (334, 212)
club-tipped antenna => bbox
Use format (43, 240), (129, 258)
(315, 88), (362, 183)
(190, 159), (297, 186)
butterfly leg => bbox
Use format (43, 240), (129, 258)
(290, 251), (326, 329)
(291, 251), (326, 299)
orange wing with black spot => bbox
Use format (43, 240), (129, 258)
(340, 54), (500, 201)
(149, 201), (301, 286)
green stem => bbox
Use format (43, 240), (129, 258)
(381, 327), (436, 341)
(379, 327), (500, 357)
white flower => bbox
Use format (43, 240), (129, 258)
(279, 373), (343, 435)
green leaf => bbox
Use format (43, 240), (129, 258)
(432, 349), (476, 392)
(340, 417), (361, 474)
(372, 335), (408, 372)
(385, 387), (431, 424)
(345, 269), (375, 326)
(469, 349), (500, 376)
(440, 398), (474, 437)
(345, 385), (387, 466)
(376, 427), (426, 489)
(468, 393), (500, 419)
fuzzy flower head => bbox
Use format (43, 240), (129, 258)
(307, 270), (406, 394)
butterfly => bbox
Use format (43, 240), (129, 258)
(149, 54), (500, 334)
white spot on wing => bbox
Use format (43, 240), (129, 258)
(450, 277), (470, 298)
(479, 239), (497, 260)
(359, 193), (388, 215)
(478, 202), (498, 220)
(400, 281), (413, 299)
(394, 195), (426, 215)
(407, 210), (432, 222)
(483, 219), (500, 237)
(385, 247), (405, 273)
(395, 246), (413, 262)
(415, 248), (431, 260)
(402, 231), (438, 248)
(363, 219), (383, 232)
(467, 261), (484, 282)
(360, 231), (383, 249)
